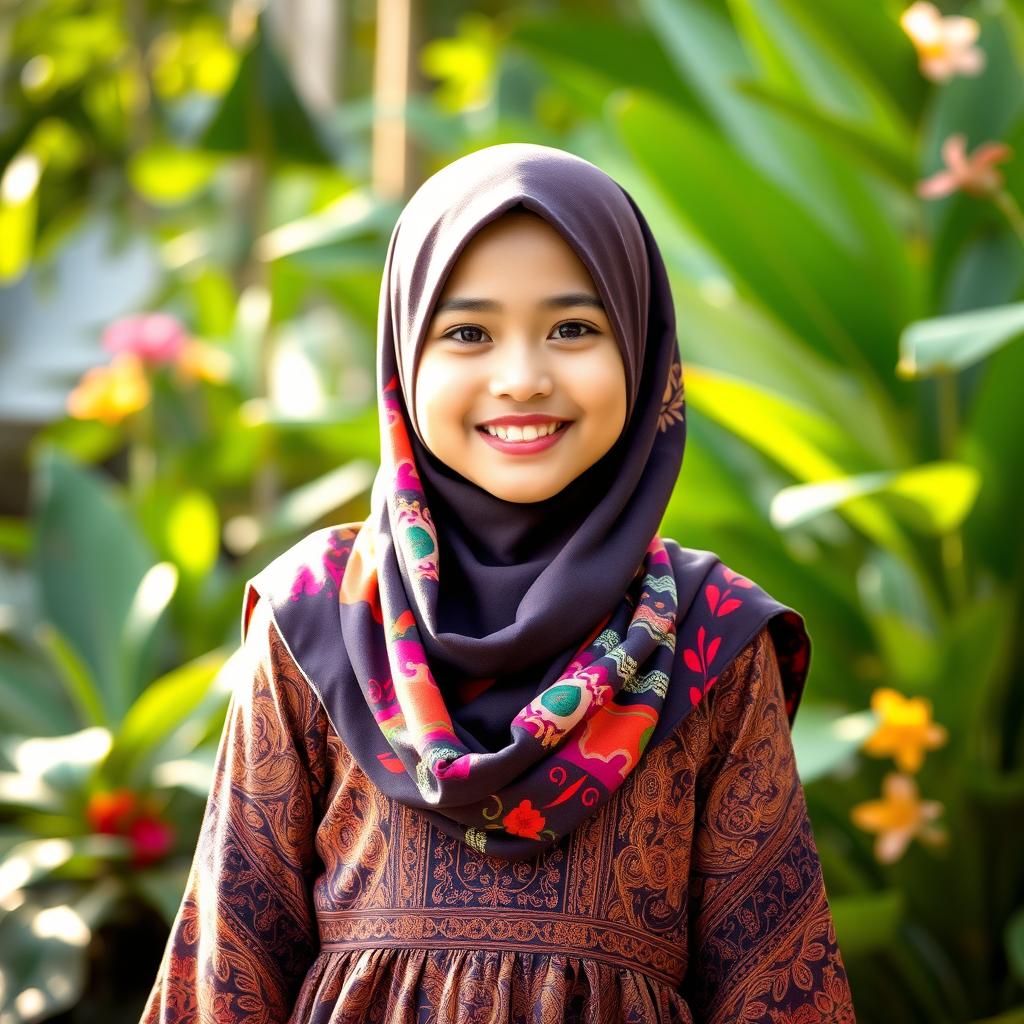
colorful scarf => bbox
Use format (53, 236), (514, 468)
(242, 144), (811, 860)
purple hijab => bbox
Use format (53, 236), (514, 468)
(242, 143), (811, 859)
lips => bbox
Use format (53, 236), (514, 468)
(475, 420), (572, 455)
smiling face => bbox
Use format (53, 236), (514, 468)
(414, 210), (628, 504)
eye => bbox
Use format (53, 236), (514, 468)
(551, 321), (596, 340)
(443, 325), (490, 345)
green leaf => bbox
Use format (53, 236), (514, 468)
(31, 448), (158, 724)
(776, 0), (926, 119)
(969, 1007), (1024, 1024)
(828, 889), (905, 955)
(611, 89), (901, 380)
(508, 12), (702, 115)
(264, 461), (376, 541)
(255, 188), (397, 263)
(32, 623), (107, 729)
(0, 516), (32, 556)
(929, 595), (1016, 762)
(0, 648), (77, 737)
(857, 547), (937, 637)
(165, 490), (220, 579)
(151, 747), (218, 797)
(963, 322), (1024, 580)
(127, 144), (221, 205)
(772, 462), (982, 535)
(120, 562), (178, 711)
(0, 152), (41, 283)
(898, 302), (1024, 376)
(105, 648), (228, 788)
(131, 863), (190, 927)
(791, 704), (875, 782)
(199, 15), (333, 165)
(734, 78), (917, 187)
(683, 366), (920, 564)
(1005, 908), (1024, 986)
(638, 0), (920, 361)
(1, 728), (112, 797)
(0, 836), (124, 903)
(727, 0), (910, 145)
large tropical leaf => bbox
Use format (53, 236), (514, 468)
(30, 448), (161, 724)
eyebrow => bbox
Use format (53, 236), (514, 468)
(433, 292), (605, 315)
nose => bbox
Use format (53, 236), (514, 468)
(487, 338), (554, 402)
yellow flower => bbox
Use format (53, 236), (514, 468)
(173, 339), (233, 385)
(900, 2), (985, 83)
(67, 354), (150, 425)
(851, 772), (946, 863)
(862, 687), (948, 772)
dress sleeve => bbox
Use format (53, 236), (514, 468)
(682, 626), (857, 1023)
(139, 596), (327, 1023)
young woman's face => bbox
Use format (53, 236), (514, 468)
(415, 211), (627, 504)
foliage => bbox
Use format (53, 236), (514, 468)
(1, 0), (1022, 1021)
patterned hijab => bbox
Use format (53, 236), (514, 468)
(243, 143), (812, 860)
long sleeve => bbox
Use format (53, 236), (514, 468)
(139, 596), (327, 1023)
(682, 626), (857, 1023)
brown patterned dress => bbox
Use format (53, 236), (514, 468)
(139, 597), (856, 1023)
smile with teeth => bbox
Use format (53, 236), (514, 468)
(479, 421), (568, 442)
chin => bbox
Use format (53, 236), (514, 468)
(478, 478), (572, 504)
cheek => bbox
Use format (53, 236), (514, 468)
(564, 349), (627, 432)
(414, 357), (474, 436)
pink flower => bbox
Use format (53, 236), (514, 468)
(102, 312), (190, 365)
(128, 814), (176, 867)
(900, 2), (985, 83)
(917, 133), (1013, 199)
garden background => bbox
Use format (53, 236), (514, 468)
(1, 0), (1022, 1021)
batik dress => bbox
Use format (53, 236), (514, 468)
(138, 594), (856, 1023)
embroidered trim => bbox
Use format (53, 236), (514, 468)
(317, 908), (686, 988)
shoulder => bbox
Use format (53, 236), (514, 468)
(241, 522), (362, 642)
(701, 624), (790, 752)
(233, 594), (330, 741)
(658, 534), (811, 727)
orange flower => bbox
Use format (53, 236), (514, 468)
(850, 772), (946, 863)
(918, 133), (1013, 199)
(86, 788), (138, 834)
(502, 798), (546, 840)
(67, 353), (150, 424)
(174, 338), (233, 385)
(861, 687), (948, 772)
(900, 2), (985, 83)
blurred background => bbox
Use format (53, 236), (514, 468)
(0, 0), (1022, 1020)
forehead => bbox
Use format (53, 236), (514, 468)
(436, 211), (596, 294)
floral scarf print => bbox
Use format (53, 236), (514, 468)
(242, 144), (812, 860)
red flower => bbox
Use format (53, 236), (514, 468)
(502, 799), (546, 840)
(86, 789), (174, 867)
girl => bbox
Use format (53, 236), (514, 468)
(140, 143), (856, 1022)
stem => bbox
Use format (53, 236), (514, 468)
(993, 189), (1024, 249)
(936, 373), (968, 612)
(126, 403), (155, 512)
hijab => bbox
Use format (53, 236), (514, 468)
(242, 143), (812, 860)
